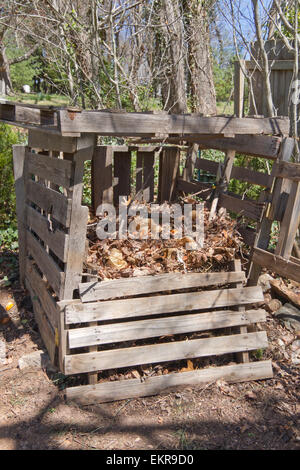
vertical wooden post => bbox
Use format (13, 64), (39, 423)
(113, 151), (132, 206)
(209, 150), (235, 220)
(234, 60), (245, 118)
(182, 144), (199, 182)
(233, 258), (249, 364)
(157, 147), (180, 203)
(275, 180), (300, 259)
(91, 146), (113, 213)
(247, 137), (294, 285)
(62, 135), (95, 299)
(12, 145), (28, 287)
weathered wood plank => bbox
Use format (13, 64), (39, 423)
(141, 151), (155, 202)
(79, 271), (246, 302)
(66, 360), (273, 404)
(28, 129), (78, 153)
(177, 178), (213, 197)
(26, 205), (69, 262)
(68, 308), (266, 349)
(64, 331), (268, 374)
(25, 278), (56, 364)
(246, 59), (294, 71)
(66, 286), (263, 324)
(273, 161), (300, 182)
(234, 60), (245, 117)
(26, 230), (64, 298)
(195, 158), (273, 188)
(252, 248), (300, 283)
(62, 143), (94, 300)
(27, 150), (73, 188)
(218, 193), (264, 221)
(25, 262), (59, 330)
(157, 147), (181, 202)
(113, 151), (131, 205)
(275, 181), (300, 259)
(59, 110), (290, 136)
(92, 146), (113, 212)
(12, 145), (28, 287)
(27, 179), (72, 227)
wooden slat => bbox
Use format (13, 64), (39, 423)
(64, 331), (268, 374)
(12, 145), (27, 287)
(113, 151), (131, 205)
(62, 144), (94, 300)
(79, 271), (246, 302)
(66, 360), (273, 404)
(252, 247), (300, 283)
(28, 129), (78, 153)
(92, 146), (113, 212)
(246, 59), (294, 71)
(66, 285), (263, 324)
(27, 150), (73, 188)
(273, 161), (300, 182)
(27, 179), (72, 227)
(176, 178), (212, 197)
(26, 205), (69, 262)
(25, 262), (59, 330)
(195, 135), (282, 159)
(275, 181), (300, 259)
(141, 151), (155, 202)
(25, 278), (56, 364)
(195, 158), (273, 188)
(26, 230), (64, 298)
(234, 60), (245, 117)
(157, 147), (180, 202)
(68, 308), (266, 349)
(218, 193), (264, 221)
(58, 110), (290, 136)
(231, 166), (273, 188)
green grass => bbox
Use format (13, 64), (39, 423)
(3, 92), (70, 107)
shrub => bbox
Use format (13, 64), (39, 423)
(0, 124), (26, 249)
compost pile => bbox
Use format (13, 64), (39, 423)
(85, 200), (244, 280)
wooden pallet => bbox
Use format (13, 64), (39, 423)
(61, 264), (272, 404)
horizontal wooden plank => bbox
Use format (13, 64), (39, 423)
(252, 248), (300, 283)
(195, 159), (273, 188)
(246, 60), (294, 71)
(59, 110), (290, 136)
(186, 135), (281, 159)
(176, 178), (213, 196)
(26, 230), (64, 298)
(64, 331), (268, 374)
(26, 205), (69, 262)
(25, 278), (56, 364)
(27, 150), (73, 188)
(65, 286), (263, 324)
(273, 161), (300, 182)
(79, 271), (246, 302)
(28, 129), (78, 153)
(68, 308), (266, 349)
(218, 193), (264, 221)
(27, 180), (72, 227)
(66, 360), (273, 404)
(231, 166), (273, 188)
(25, 262), (59, 330)
(237, 225), (256, 246)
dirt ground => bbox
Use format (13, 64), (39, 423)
(0, 251), (299, 451)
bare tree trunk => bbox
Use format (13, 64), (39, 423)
(160, 0), (187, 113)
(185, 1), (217, 115)
(0, 40), (12, 95)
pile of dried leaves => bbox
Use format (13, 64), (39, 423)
(85, 201), (243, 280)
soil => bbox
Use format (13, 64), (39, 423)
(0, 250), (299, 451)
